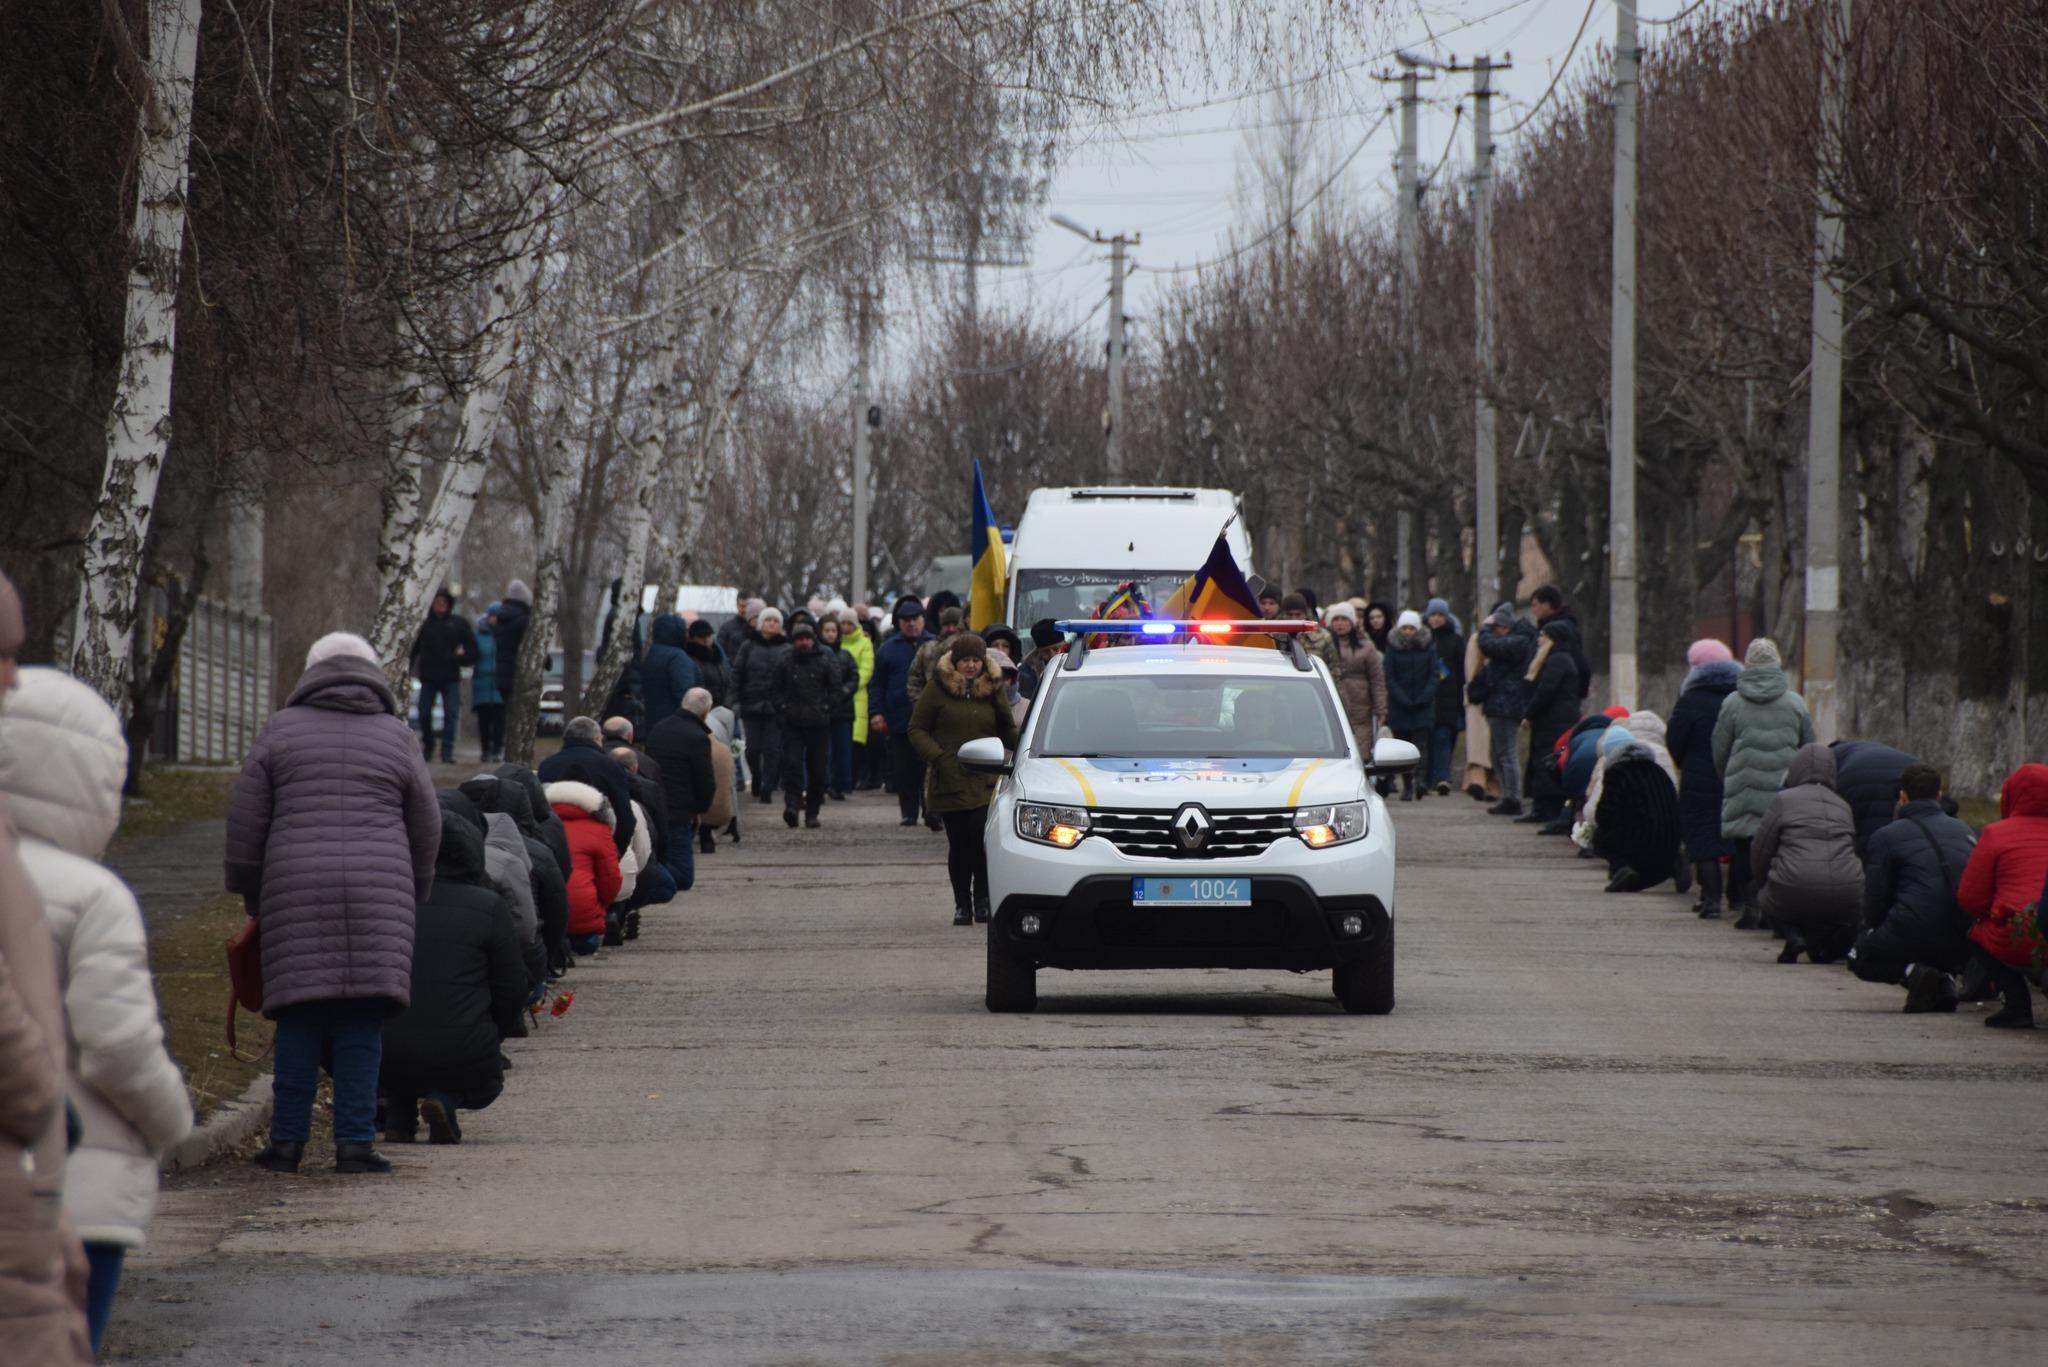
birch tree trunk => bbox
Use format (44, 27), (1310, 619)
(367, 213), (549, 671)
(576, 332), (677, 719)
(503, 425), (576, 766)
(69, 0), (203, 710)
(373, 363), (431, 692)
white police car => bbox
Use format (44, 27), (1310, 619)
(959, 621), (1418, 1014)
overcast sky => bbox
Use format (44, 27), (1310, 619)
(895, 0), (1714, 371)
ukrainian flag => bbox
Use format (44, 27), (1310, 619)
(970, 460), (1008, 631)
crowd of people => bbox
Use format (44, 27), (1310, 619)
(1447, 590), (2048, 1028)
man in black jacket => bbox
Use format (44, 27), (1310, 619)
(1529, 585), (1593, 704)
(537, 717), (638, 856)
(647, 688), (718, 890)
(773, 622), (839, 829)
(686, 618), (733, 710)
(459, 770), (571, 975)
(1522, 618), (1583, 825)
(1848, 764), (1978, 1012)
(409, 589), (479, 764)
(381, 795), (528, 1146)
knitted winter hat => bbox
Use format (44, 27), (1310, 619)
(1603, 704), (1631, 720)
(1031, 618), (1063, 649)
(744, 597), (766, 622)
(948, 632), (987, 662)
(1487, 604), (1517, 629)
(987, 647), (1018, 676)
(486, 600), (504, 617)
(1325, 600), (1358, 623)
(757, 607), (784, 629)
(790, 621), (815, 641)
(1280, 593), (1311, 616)
(305, 631), (378, 669)
(1599, 726), (1635, 755)
(1687, 638), (1735, 667)
(1745, 637), (1782, 668)
(0, 571), (23, 657)
(1396, 609), (1424, 633)
(939, 606), (965, 629)
(1424, 597), (1452, 620)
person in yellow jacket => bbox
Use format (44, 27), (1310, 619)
(831, 602), (874, 795)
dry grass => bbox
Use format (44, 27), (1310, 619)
(114, 765), (237, 849)
(152, 893), (273, 1120)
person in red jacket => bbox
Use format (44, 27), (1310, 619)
(1955, 762), (2048, 1029)
(544, 781), (623, 957)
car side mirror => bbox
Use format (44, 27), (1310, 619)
(1369, 737), (1421, 771)
(958, 736), (1013, 774)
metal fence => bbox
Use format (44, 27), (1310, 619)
(144, 593), (274, 764)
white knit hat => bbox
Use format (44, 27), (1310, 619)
(1396, 609), (1424, 632)
(1325, 600), (1357, 622)
(305, 631), (378, 669)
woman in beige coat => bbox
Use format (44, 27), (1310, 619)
(1463, 626), (1500, 801)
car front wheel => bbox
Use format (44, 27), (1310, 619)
(1333, 921), (1394, 1015)
(985, 922), (1037, 1013)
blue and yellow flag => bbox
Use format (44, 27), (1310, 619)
(969, 460), (1008, 631)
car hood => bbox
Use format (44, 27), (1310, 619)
(1014, 753), (1364, 810)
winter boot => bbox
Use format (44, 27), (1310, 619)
(1400, 775), (1416, 802)
(952, 902), (974, 927)
(624, 909), (641, 941)
(1672, 858), (1694, 896)
(1984, 1001), (2035, 1029)
(805, 813), (822, 829)
(1603, 866), (1644, 894)
(1466, 783), (1488, 802)
(1513, 808), (1546, 824)
(973, 886), (993, 924)
(1776, 934), (1807, 964)
(334, 1142), (394, 1174)
(1955, 958), (1997, 1003)
(1731, 903), (1762, 931)
(603, 910), (625, 947)
(726, 818), (741, 844)
(1538, 815), (1573, 836)
(1693, 861), (1724, 918)
(783, 806), (799, 828)
(1436, 782), (1452, 797)
(1902, 964), (1960, 1014)
(253, 1140), (304, 1173)
(1487, 798), (1523, 817)
(418, 1095), (464, 1146)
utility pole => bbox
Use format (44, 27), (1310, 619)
(1801, 0), (1849, 741)
(1050, 214), (1140, 481)
(1450, 54), (1506, 615)
(1379, 58), (1436, 609)
(850, 288), (876, 607)
(1607, 0), (1641, 711)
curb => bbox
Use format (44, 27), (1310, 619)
(163, 1072), (272, 1174)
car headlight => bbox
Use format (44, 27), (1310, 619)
(1017, 802), (1090, 849)
(1294, 802), (1368, 848)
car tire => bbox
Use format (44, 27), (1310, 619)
(985, 923), (1037, 1013)
(1334, 922), (1394, 1015)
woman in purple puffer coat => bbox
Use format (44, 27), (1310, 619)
(225, 632), (439, 1176)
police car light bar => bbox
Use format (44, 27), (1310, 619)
(1053, 620), (1322, 673)
(1050, 619), (1320, 635)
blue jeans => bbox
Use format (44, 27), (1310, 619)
(271, 999), (386, 1144)
(665, 832), (695, 894)
(85, 1242), (125, 1354)
(417, 678), (462, 758)
(829, 718), (855, 793)
(1429, 723), (1459, 787)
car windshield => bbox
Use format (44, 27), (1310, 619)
(1034, 674), (1348, 759)
(1010, 570), (1192, 628)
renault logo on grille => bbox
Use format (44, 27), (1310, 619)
(1173, 804), (1212, 850)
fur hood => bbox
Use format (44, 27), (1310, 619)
(545, 780), (614, 826)
(935, 649), (1003, 701)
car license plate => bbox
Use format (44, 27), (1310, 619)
(1133, 877), (1250, 907)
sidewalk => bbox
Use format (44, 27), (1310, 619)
(110, 817), (229, 931)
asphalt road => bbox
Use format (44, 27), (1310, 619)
(119, 789), (2048, 1364)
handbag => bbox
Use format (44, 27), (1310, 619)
(224, 915), (271, 1063)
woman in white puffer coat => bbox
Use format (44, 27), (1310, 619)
(0, 668), (192, 1354)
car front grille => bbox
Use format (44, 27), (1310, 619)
(1086, 807), (1298, 860)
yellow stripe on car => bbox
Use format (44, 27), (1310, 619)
(1287, 759), (1326, 805)
(1053, 759), (1098, 806)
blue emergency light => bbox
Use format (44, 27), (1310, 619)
(1051, 620), (1321, 673)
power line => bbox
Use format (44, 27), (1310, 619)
(1644, 0), (1713, 23)
(1131, 106), (1395, 277)
(1498, 0), (1602, 135)
(944, 291), (1111, 377)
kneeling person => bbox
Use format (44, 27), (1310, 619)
(381, 796), (529, 1144)
(1754, 743), (1864, 963)
(1848, 764), (1976, 1012)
